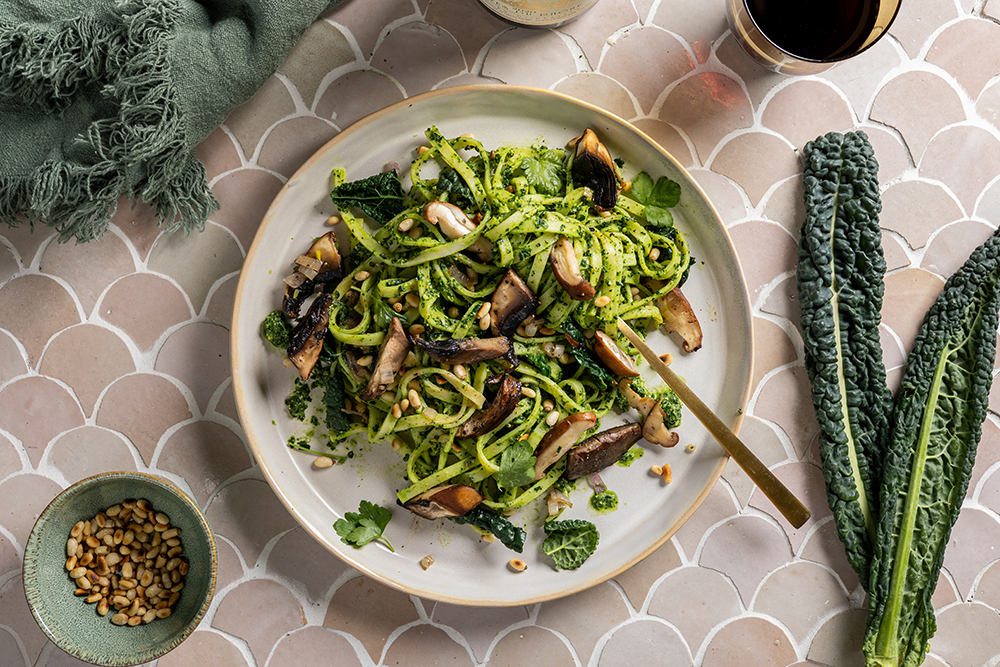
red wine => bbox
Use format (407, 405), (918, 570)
(748, 0), (881, 61)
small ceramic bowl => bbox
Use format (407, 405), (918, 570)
(23, 472), (217, 666)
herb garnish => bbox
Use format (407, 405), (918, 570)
(334, 500), (394, 551)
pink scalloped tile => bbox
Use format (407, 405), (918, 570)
(324, 575), (421, 662)
(881, 233), (910, 273)
(970, 420), (1000, 496)
(975, 560), (1000, 609)
(754, 367), (819, 459)
(197, 127), (245, 183)
(156, 630), (249, 667)
(148, 223), (244, 313)
(431, 605), (528, 662)
(871, 71), (967, 166)
(600, 27), (695, 115)
(212, 579), (305, 662)
(729, 220), (798, 300)
(820, 38), (901, 115)
(975, 472), (1000, 532)
(926, 18), (1000, 99)
(537, 582), (630, 664)
(224, 76), (296, 160)
(206, 274), (238, 329)
(426, 0), (509, 67)
(0, 533), (17, 580)
(922, 220), (996, 279)
(0, 473), (63, 545)
(880, 180), (966, 251)
(751, 316), (796, 392)
(268, 626), (364, 667)
(807, 608), (866, 667)
(0, 621), (26, 667)
(95, 374), (193, 464)
(154, 322), (230, 414)
(629, 118), (694, 167)
(613, 537), (682, 608)
(889, 0), (958, 58)
(0, 576), (48, 664)
(257, 117), (339, 179)
(648, 566), (743, 653)
(599, 619), (692, 667)
(38, 324), (135, 418)
(762, 177), (805, 238)
(206, 478), (298, 565)
(40, 230), (135, 317)
(0, 275), (80, 369)
(760, 274), (800, 328)
(265, 527), (351, 603)
(553, 73), (639, 123)
(860, 125), (912, 184)
(660, 74), (752, 165)
(315, 70), (406, 130)
(651, 0), (728, 51)
(754, 561), (850, 642)
(701, 616), (797, 667)
(329, 0), (415, 58)
(110, 200), (164, 262)
(48, 427), (136, 484)
(687, 169), (749, 227)
(0, 243), (16, 286)
(0, 221), (55, 268)
(920, 125), (1000, 215)
(373, 22), (466, 94)
(700, 515), (794, 606)
(673, 481), (740, 559)
(483, 29), (576, 89)
(799, 520), (861, 593)
(763, 81), (855, 151)
(207, 168), (286, 253)
(215, 536), (245, 592)
(214, 383), (241, 425)
(0, 432), (20, 481)
(278, 21), (356, 109)
(562, 0), (640, 66)
(750, 462), (831, 552)
(882, 268), (946, 354)
(711, 132), (800, 207)
(977, 80), (1000, 132)
(943, 508), (1000, 600)
(487, 626), (575, 667)
(722, 416), (791, 507)
(0, 330), (27, 386)
(930, 602), (1000, 667)
(157, 421), (252, 506)
(99, 273), (192, 351)
(0, 377), (84, 466)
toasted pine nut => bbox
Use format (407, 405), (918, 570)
(453, 363), (467, 380)
(314, 457), (334, 469)
(398, 218), (414, 232)
(649, 247), (660, 261)
(408, 389), (422, 410)
(391, 403), (402, 419)
(356, 355), (373, 367)
(477, 302), (491, 319)
(508, 558), (528, 572)
(405, 292), (421, 309)
(111, 613), (129, 626)
(594, 295), (611, 308)
(651, 465), (663, 476)
(521, 386), (537, 399)
(409, 323), (426, 335)
(420, 555), (435, 570)
(326, 215), (341, 226)
(400, 398), (410, 411)
(355, 270), (371, 281)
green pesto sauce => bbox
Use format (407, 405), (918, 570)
(616, 445), (644, 467)
(589, 490), (619, 514)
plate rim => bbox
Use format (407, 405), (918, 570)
(231, 84), (755, 606)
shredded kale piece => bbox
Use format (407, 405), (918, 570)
(330, 171), (405, 224)
(436, 168), (475, 209)
(321, 372), (351, 434)
(450, 507), (526, 553)
(570, 344), (614, 392)
(542, 518), (599, 570)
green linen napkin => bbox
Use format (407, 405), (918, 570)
(0, 0), (345, 243)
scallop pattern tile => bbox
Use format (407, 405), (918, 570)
(2, 3), (1000, 666)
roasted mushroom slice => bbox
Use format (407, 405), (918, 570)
(534, 412), (598, 480)
(423, 201), (493, 262)
(357, 317), (413, 402)
(490, 269), (538, 338)
(404, 484), (484, 519)
(287, 293), (333, 381)
(414, 336), (511, 365)
(282, 231), (344, 317)
(570, 129), (621, 211)
(592, 331), (639, 377)
(549, 237), (596, 301)
(656, 288), (703, 352)
(617, 379), (678, 447)
(456, 374), (522, 439)
(566, 422), (643, 480)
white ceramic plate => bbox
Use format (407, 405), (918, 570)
(231, 85), (752, 606)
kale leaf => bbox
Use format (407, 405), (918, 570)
(629, 172), (680, 227)
(334, 500), (394, 551)
(285, 378), (312, 421)
(570, 344), (614, 392)
(451, 506), (526, 553)
(330, 171), (405, 224)
(496, 441), (536, 490)
(542, 519), (599, 570)
(437, 168), (475, 209)
(321, 372), (351, 434)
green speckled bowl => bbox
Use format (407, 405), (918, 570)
(23, 472), (217, 666)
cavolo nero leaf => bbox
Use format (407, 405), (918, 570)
(330, 171), (405, 225)
(542, 519), (599, 570)
(864, 229), (1000, 667)
(450, 507), (526, 553)
(796, 131), (892, 589)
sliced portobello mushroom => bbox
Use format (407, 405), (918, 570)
(414, 336), (511, 365)
(617, 379), (678, 447)
(456, 374), (522, 439)
(534, 411), (598, 480)
(570, 129), (621, 212)
(423, 200), (493, 262)
(566, 422), (643, 480)
(490, 269), (538, 338)
(592, 330), (639, 377)
(357, 317), (412, 402)
(286, 293), (333, 381)
(549, 237), (596, 301)
(656, 288), (703, 352)
(282, 231), (344, 317)
(403, 484), (484, 519)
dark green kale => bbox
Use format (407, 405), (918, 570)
(321, 371), (351, 434)
(541, 519), (599, 570)
(331, 171), (405, 224)
(262, 310), (291, 349)
(285, 378), (312, 421)
(436, 168), (475, 209)
(570, 345), (615, 392)
(450, 507), (526, 553)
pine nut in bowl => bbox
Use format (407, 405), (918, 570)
(23, 471), (217, 666)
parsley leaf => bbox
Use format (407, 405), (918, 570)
(334, 500), (394, 551)
(496, 441), (537, 489)
(542, 519), (600, 570)
(330, 171), (405, 224)
(629, 172), (680, 227)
